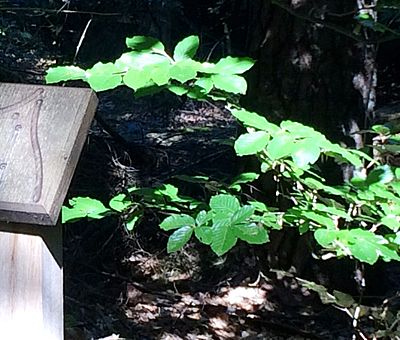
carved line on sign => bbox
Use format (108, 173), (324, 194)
(0, 88), (44, 203)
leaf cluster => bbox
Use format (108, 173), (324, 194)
(46, 35), (254, 100)
(49, 35), (400, 265)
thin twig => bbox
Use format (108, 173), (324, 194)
(73, 17), (92, 64)
(271, 0), (364, 42)
(0, 7), (132, 17)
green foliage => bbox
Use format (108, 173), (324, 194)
(173, 35), (199, 61)
(62, 197), (111, 223)
(45, 35), (255, 100)
(62, 183), (201, 231)
(160, 194), (270, 255)
(48, 35), (400, 265)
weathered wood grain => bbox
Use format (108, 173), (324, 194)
(0, 83), (98, 225)
(0, 223), (63, 339)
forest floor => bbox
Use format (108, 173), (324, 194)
(62, 89), (355, 340)
(1, 10), (399, 340)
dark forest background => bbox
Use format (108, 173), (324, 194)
(1, 1), (400, 339)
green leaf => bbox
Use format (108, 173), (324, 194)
(195, 226), (213, 245)
(123, 67), (152, 91)
(230, 205), (255, 225)
(134, 84), (164, 98)
(381, 216), (400, 231)
(149, 62), (171, 86)
(314, 229), (339, 247)
(366, 165), (394, 185)
(304, 178), (349, 197)
(86, 62), (122, 91)
(266, 133), (295, 160)
(125, 36), (165, 52)
(154, 184), (179, 199)
(210, 220), (237, 256)
(230, 109), (279, 132)
(45, 66), (86, 84)
(313, 203), (351, 220)
(347, 230), (380, 265)
(167, 226), (193, 253)
(167, 85), (188, 96)
(126, 214), (141, 231)
(214, 56), (255, 74)
(325, 144), (363, 168)
(173, 35), (199, 61)
(280, 121), (323, 139)
(199, 62), (217, 74)
(230, 172), (259, 190)
(62, 206), (87, 223)
(234, 131), (270, 156)
(332, 290), (355, 308)
(372, 124), (391, 135)
(297, 279), (336, 305)
(210, 194), (240, 216)
(196, 210), (211, 227)
(249, 201), (269, 212)
(187, 86), (207, 100)
(314, 228), (400, 264)
(347, 229), (400, 264)
(109, 193), (132, 212)
(62, 197), (111, 223)
(211, 74), (247, 94)
(160, 214), (195, 231)
(234, 224), (269, 244)
(303, 211), (336, 229)
(170, 59), (200, 83)
(115, 52), (168, 71)
(292, 140), (321, 168)
(194, 77), (213, 93)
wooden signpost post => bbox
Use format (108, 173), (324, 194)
(0, 83), (98, 339)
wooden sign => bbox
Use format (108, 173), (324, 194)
(0, 223), (63, 339)
(0, 83), (98, 225)
(0, 83), (98, 340)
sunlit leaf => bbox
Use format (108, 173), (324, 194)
(234, 131), (270, 156)
(314, 229), (339, 247)
(266, 133), (295, 160)
(160, 214), (195, 231)
(85, 62), (122, 91)
(170, 59), (200, 83)
(45, 66), (86, 84)
(214, 56), (255, 74)
(62, 197), (111, 223)
(115, 52), (168, 71)
(195, 226), (213, 245)
(292, 140), (321, 168)
(230, 109), (279, 132)
(230, 205), (255, 225)
(211, 74), (247, 94)
(149, 62), (171, 86)
(173, 35), (199, 61)
(109, 193), (132, 212)
(126, 36), (165, 52)
(366, 165), (394, 185)
(126, 214), (141, 231)
(229, 172), (259, 190)
(234, 223), (269, 244)
(194, 77), (213, 93)
(167, 226), (193, 252)
(210, 220), (237, 256)
(123, 67), (152, 91)
(210, 194), (240, 215)
(167, 84), (188, 96)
